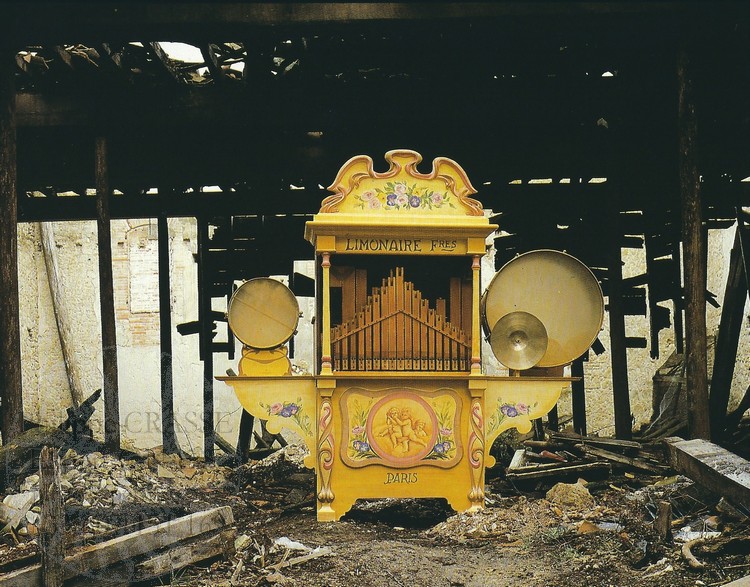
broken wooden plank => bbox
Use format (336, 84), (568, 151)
(664, 437), (750, 508)
(575, 444), (669, 474)
(0, 506), (233, 586)
(71, 528), (236, 586)
(551, 431), (642, 454)
(506, 461), (610, 481)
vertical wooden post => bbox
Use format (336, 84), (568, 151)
(571, 355), (587, 436)
(678, 45), (710, 440)
(320, 252), (333, 375)
(608, 222), (632, 440)
(39, 446), (64, 587)
(158, 207), (180, 454)
(470, 255), (482, 374)
(95, 137), (120, 451)
(655, 500), (673, 544)
(197, 217), (214, 461)
(0, 49), (23, 443)
(235, 410), (254, 464)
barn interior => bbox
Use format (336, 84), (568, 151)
(0, 3), (749, 585)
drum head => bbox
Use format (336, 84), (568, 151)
(482, 250), (604, 367)
(227, 278), (299, 349)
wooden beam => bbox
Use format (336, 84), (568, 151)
(197, 217), (215, 462)
(4, 3), (691, 45)
(678, 43), (710, 440)
(0, 506), (234, 586)
(709, 227), (747, 440)
(40, 223), (84, 407)
(158, 206), (180, 455)
(664, 437), (750, 508)
(95, 136), (120, 451)
(146, 42), (182, 83)
(608, 210), (632, 440)
(0, 48), (23, 443)
(571, 355), (587, 436)
(201, 44), (225, 84)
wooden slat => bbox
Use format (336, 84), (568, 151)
(0, 507), (234, 587)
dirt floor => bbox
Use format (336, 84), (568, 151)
(0, 442), (747, 586)
(168, 447), (749, 587)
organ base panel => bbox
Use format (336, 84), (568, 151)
(218, 374), (569, 521)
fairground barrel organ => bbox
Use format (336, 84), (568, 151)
(219, 150), (603, 521)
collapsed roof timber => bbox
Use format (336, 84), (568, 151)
(0, 2), (749, 455)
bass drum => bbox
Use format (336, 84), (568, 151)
(227, 277), (300, 350)
(481, 250), (604, 368)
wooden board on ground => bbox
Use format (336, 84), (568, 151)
(0, 506), (234, 586)
(664, 437), (750, 508)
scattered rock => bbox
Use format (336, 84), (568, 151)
(157, 465), (176, 479)
(546, 480), (595, 510)
(235, 534), (253, 552)
(577, 520), (599, 534)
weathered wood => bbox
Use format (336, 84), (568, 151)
(551, 431), (642, 453)
(95, 136), (120, 451)
(0, 506), (234, 587)
(214, 433), (236, 456)
(678, 44), (710, 440)
(38, 446), (64, 587)
(0, 48), (23, 443)
(664, 437), (750, 508)
(571, 356), (587, 435)
(235, 410), (254, 464)
(607, 213), (633, 440)
(157, 210), (180, 455)
(71, 527), (236, 586)
(0, 427), (67, 484)
(575, 443), (668, 474)
(40, 222), (83, 407)
(147, 42), (182, 83)
(197, 217), (215, 461)
(505, 461), (610, 481)
(655, 500), (673, 544)
(709, 227), (747, 440)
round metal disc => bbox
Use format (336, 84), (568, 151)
(490, 311), (549, 370)
(482, 250), (604, 367)
(227, 278), (299, 350)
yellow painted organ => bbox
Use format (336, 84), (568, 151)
(219, 150), (603, 521)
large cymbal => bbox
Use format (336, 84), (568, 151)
(489, 311), (549, 370)
(482, 249), (604, 367)
(227, 277), (300, 350)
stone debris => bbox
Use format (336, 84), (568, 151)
(0, 446), (230, 540)
(546, 479), (595, 510)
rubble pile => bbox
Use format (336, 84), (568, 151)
(0, 447), (229, 541)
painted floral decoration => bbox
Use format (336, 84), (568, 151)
(354, 181), (455, 211)
(260, 397), (312, 436)
(425, 400), (456, 460)
(348, 399), (378, 460)
(487, 400), (536, 435)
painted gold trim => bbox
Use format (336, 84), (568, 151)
(319, 149), (484, 216)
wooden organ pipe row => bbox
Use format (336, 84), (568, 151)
(330, 268), (470, 371)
